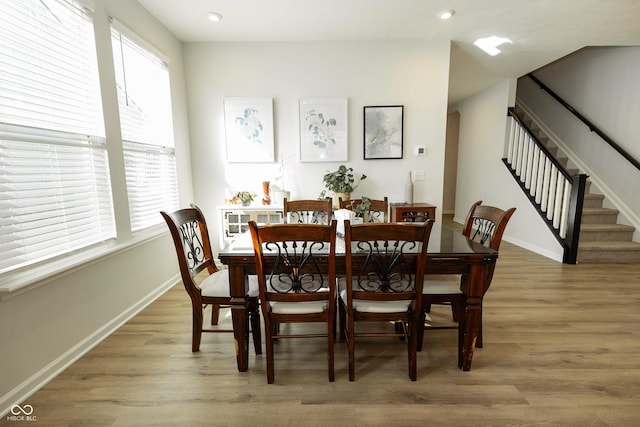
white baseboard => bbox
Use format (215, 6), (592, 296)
(0, 275), (179, 418)
(503, 235), (564, 263)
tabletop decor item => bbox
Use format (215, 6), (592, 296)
(322, 164), (366, 208)
(262, 181), (271, 205)
(235, 191), (257, 206)
(350, 196), (372, 218)
(272, 153), (291, 205)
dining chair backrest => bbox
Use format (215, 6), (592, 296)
(248, 219), (338, 383)
(462, 200), (516, 251)
(416, 200), (516, 353)
(339, 196), (389, 222)
(340, 219), (434, 381)
(161, 204), (262, 354)
(161, 205), (217, 299)
(283, 198), (332, 224)
(344, 220), (433, 306)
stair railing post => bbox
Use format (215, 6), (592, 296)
(563, 173), (588, 264)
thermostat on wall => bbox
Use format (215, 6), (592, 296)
(414, 146), (426, 156)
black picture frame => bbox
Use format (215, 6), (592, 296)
(363, 105), (403, 160)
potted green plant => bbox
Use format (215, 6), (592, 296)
(322, 165), (366, 208)
(350, 196), (372, 218)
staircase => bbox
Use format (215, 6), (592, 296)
(515, 105), (640, 263)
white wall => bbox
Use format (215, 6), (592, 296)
(183, 41), (451, 246)
(0, 0), (189, 414)
(453, 80), (565, 261)
(517, 47), (640, 233)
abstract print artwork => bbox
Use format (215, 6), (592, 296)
(363, 105), (403, 160)
(224, 97), (274, 162)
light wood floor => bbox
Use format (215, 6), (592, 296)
(5, 221), (640, 426)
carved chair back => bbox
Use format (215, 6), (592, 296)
(462, 200), (516, 251)
(339, 196), (389, 222)
(283, 198), (332, 224)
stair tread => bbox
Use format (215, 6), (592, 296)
(579, 241), (640, 251)
(584, 193), (604, 199)
(582, 207), (619, 214)
(580, 223), (634, 231)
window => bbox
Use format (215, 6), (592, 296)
(111, 23), (179, 231)
(0, 0), (115, 274)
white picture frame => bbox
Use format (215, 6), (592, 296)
(299, 97), (348, 162)
(224, 97), (274, 162)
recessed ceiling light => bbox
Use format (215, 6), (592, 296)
(473, 36), (512, 56)
(437, 10), (455, 20)
(207, 12), (223, 22)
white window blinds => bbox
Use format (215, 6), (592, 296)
(111, 23), (179, 231)
(0, 0), (116, 274)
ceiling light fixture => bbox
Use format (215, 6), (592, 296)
(473, 35), (512, 56)
(437, 9), (455, 20)
(207, 12), (223, 22)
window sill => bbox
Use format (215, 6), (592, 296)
(0, 225), (167, 301)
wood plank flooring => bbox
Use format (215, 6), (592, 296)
(4, 220), (640, 426)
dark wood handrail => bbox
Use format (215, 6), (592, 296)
(527, 73), (640, 172)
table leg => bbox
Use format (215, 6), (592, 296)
(228, 266), (249, 372)
(459, 262), (488, 371)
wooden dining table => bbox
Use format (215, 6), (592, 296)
(218, 221), (498, 373)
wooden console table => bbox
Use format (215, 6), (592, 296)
(391, 203), (437, 222)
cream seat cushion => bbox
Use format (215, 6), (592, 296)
(266, 283), (330, 314)
(200, 271), (259, 298)
(269, 300), (328, 314)
(338, 278), (411, 313)
(423, 274), (462, 294)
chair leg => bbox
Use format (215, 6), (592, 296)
(457, 302), (466, 368)
(395, 321), (405, 340)
(210, 304), (220, 325)
(416, 309), (426, 352)
(408, 319), (418, 381)
(348, 315), (355, 382)
(192, 304), (203, 352)
(328, 313), (335, 382)
(247, 297), (262, 355)
(451, 301), (461, 323)
(264, 318), (275, 384)
(250, 311), (262, 355)
(477, 308), (483, 348)
(338, 299), (346, 341)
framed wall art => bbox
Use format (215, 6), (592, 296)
(363, 105), (403, 160)
(223, 97), (274, 162)
(299, 97), (348, 162)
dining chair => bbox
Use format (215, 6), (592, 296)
(161, 204), (262, 355)
(283, 198), (332, 224)
(248, 219), (338, 384)
(417, 200), (516, 353)
(339, 196), (389, 222)
(338, 220), (434, 381)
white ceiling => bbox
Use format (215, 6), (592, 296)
(137, 0), (640, 105)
